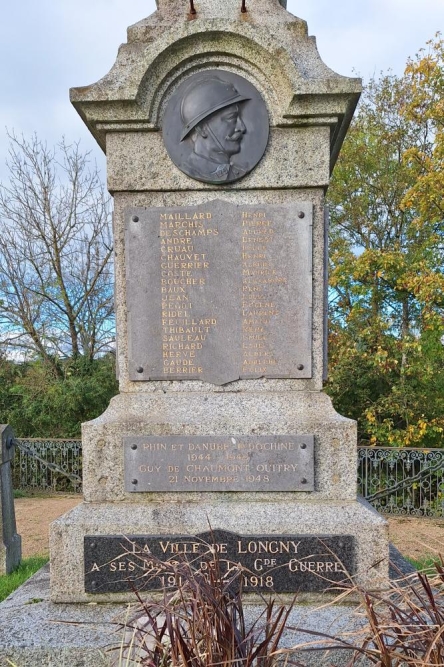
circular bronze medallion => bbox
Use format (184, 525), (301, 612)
(162, 70), (269, 185)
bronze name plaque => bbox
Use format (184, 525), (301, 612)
(84, 530), (355, 594)
(125, 200), (312, 385)
(123, 435), (314, 493)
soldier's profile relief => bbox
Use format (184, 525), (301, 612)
(162, 70), (269, 185)
(180, 76), (249, 183)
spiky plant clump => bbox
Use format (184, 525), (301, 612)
(283, 558), (444, 667)
(111, 546), (296, 667)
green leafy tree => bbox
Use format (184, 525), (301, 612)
(402, 34), (444, 238)
(7, 355), (118, 438)
(0, 354), (20, 424)
(326, 36), (444, 447)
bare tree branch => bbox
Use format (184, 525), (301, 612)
(0, 133), (114, 366)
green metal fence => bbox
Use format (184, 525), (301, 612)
(357, 446), (444, 517)
(12, 438), (82, 494)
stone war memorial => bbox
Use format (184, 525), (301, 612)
(48, 0), (390, 605)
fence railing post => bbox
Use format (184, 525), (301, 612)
(0, 425), (21, 574)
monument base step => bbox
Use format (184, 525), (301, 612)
(1, 561), (406, 667)
(49, 497), (389, 603)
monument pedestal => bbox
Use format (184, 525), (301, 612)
(50, 390), (388, 602)
(51, 498), (387, 603)
(81, 390), (360, 504)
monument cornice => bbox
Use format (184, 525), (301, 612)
(70, 15), (361, 169)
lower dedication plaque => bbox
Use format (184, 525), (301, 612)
(84, 531), (354, 594)
(124, 435), (314, 492)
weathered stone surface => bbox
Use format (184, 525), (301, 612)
(84, 530), (354, 594)
(70, 0), (361, 171)
(0, 544), (410, 666)
(0, 565), (112, 666)
(155, 0), (295, 22)
(123, 435), (314, 492)
(50, 498), (388, 603)
(106, 127), (331, 193)
(4, 561), (404, 667)
(0, 425), (21, 575)
(126, 201), (312, 384)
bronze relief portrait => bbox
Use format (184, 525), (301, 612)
(162, 70), (269, 184)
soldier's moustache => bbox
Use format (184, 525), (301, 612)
(226, 131), (244, 142)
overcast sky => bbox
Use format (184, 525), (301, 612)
(0, 0), (442, 181)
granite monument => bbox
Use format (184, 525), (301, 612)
(50, 0), (389, 603)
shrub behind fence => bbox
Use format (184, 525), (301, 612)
(12, 441), (444, 515)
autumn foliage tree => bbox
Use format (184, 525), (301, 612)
(326, 35), (444, 448)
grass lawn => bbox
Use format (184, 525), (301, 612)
(406, 554), (441, 575)
(0, 556), (48, 603)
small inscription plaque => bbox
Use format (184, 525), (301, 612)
(84, 530), (354, 594)
(125, 200), (312, 385)
(124, 435), (314, 492)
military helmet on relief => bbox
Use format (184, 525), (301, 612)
(180, 75), (250, 141)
